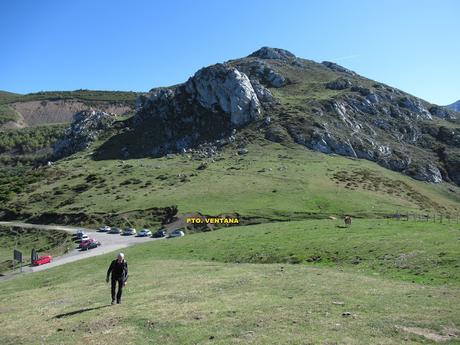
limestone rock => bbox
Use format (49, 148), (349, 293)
(236, 60), (288, 88)
(248, 47), (296, 60)
(326, 78), (352, 90)
(412, 164), (443, 183)
(185, 63), (261, 126)
(322, 61), (357, 76)
(54, 110), (115, 158)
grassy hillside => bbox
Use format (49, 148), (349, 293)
(0, 92), (22, 124)
(0, 51), (459, 345)
(123, 218), (460, 285)
(0, 91), (21, 104)
(0, 225), (73, 273)
(0, 124), (66, 155)
(0, 220), (459, 344)
(6, 139), (459, 225)
(0, 90), (139, 106)
(0, 104), (21, 125)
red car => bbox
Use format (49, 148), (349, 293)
(33, 255), (52, 266)
(78, 239), (93, 249)
(80, 239), (101, 251)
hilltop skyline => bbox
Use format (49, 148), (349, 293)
(1, 0), (459, 105)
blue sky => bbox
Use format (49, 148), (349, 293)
(1, 0), (459, 105)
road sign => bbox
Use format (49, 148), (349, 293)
(13, 249), (22, 262)
(13, 249), (23, 272)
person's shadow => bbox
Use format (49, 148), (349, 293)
(53, 305), (111, 319)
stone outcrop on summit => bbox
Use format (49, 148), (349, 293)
(248, 47), (296, 60)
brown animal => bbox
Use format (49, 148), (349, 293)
(344, 216), (352, 226)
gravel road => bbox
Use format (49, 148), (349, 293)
(0, 221), (162, 280)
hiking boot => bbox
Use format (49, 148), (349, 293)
(111, 300), (116, 305)
(117, 300), (121, 304)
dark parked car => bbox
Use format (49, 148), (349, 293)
(108, 227), (122, 234)
(152, 230), (166, 238)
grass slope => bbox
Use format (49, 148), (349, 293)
(0, 91), (21, 104)
(0, 225), (73, 273)
(0, 90), (139, 106)
(8, 140), (460, 224)
(0, 220), (459, 344)
(122, 218), (460, 285)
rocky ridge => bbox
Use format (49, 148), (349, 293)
(61, 47), (459, 185)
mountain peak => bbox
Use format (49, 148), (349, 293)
(446, 100), (460, 112)
(248, 47), (296, 60)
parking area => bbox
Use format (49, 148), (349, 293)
(0, 221), (163, 275)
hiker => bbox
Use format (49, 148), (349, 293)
(106, 252), (128, 305)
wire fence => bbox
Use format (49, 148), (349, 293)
(390, 212), (460, 224)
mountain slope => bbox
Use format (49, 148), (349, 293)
(3, 140), (459, 226)
(446, 100), (460, 112)
(2, 47), (459, 224)
(79, 47), (459, 185)
(0, 90), (138, 129)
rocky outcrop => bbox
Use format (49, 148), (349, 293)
(322, 61), (357, 76)
(326, 78), (352, 90)
(411, 164), (443, 183)
(235, 60), (288, 88)
(101, 63), (272, 159)
(274, 79), (459, 184)
(248, 47), (296, 60)
(185, 64), (261, 126)
(53, 110), (115, 158)
(398, 97), (432, 119)
(250, 78), (273, 102)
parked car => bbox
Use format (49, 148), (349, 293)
(75, 230), (86, 239)
(167, 229), (185, 238)
(123, 228), (137, 236)
(81, 239), (101, 251)
(78, 239), (92, 248)
(138, 229), (152, 237)
(77, 234), (89, 242)
(152, 229), (166, 238)
(33, 255), (52, 266)
(98, 225), (111, 232)
(108, 227), (122, 234)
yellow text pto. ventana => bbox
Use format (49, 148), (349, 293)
(186, 217), (240, 224)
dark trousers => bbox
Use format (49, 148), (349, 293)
(111, 278), (124, 302)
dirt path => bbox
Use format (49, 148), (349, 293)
(0, 221), (162, 281)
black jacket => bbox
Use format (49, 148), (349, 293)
(107, 259), (128, 282)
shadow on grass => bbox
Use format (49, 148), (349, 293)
(54, 305), (111, 319)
